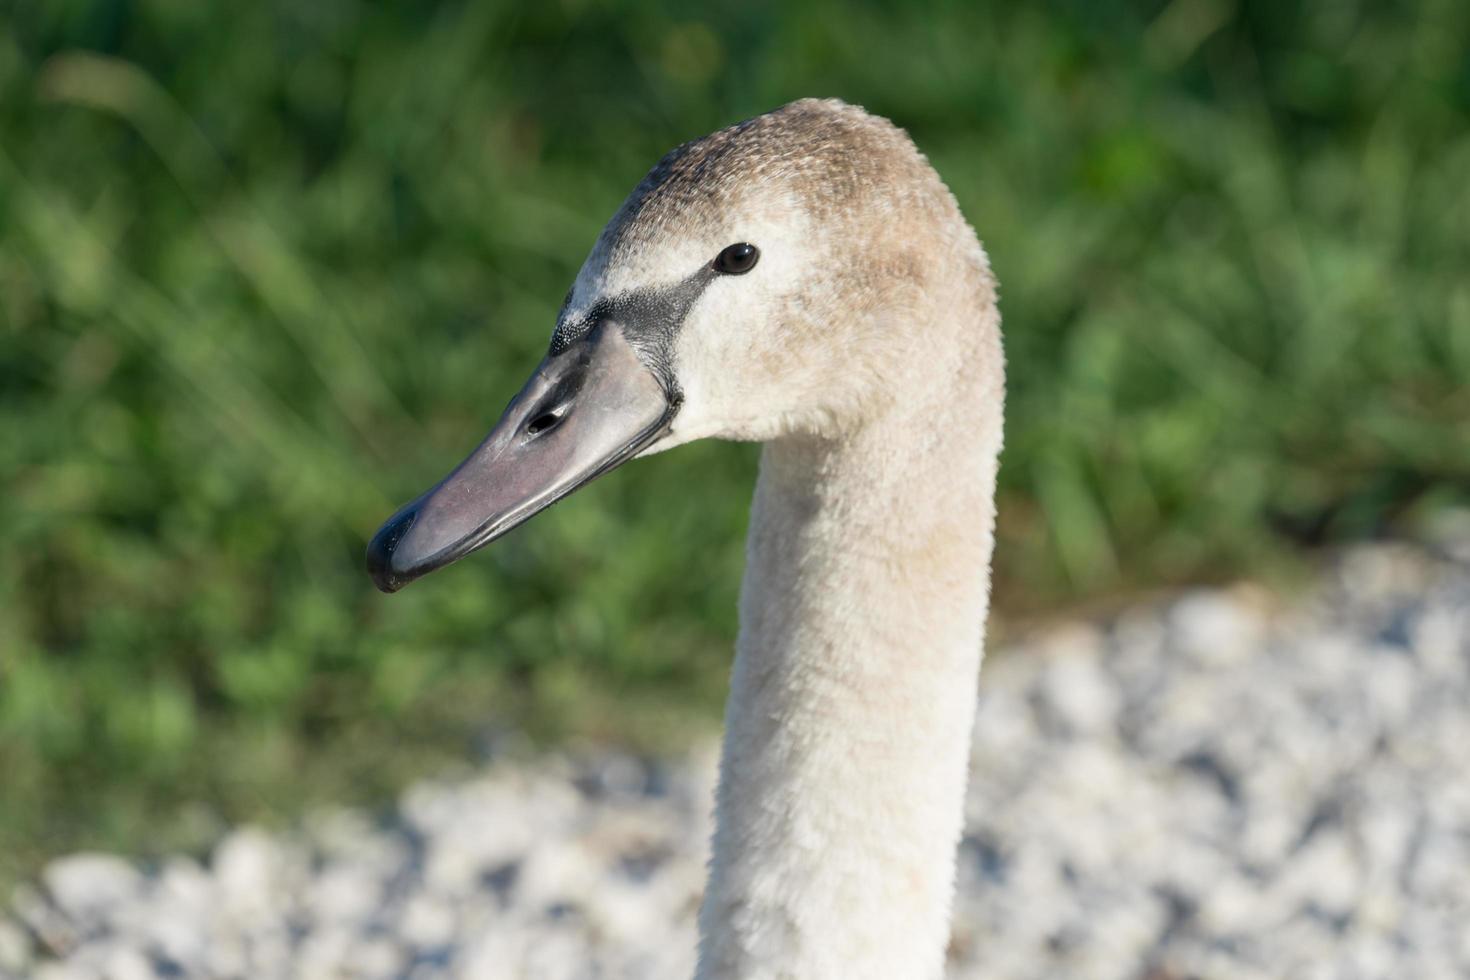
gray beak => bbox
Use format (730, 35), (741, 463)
(366, 322), (674, 592)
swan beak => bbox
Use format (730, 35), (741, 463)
(365, 322), (674, 593)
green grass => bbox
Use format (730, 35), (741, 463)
(2, 0), (1468, 881)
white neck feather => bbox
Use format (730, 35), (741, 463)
(695, 265), (1004, 979)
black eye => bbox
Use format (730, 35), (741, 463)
(714, 242), (759, 275)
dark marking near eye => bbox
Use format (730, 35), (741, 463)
(714, 242), (759, 275)
(547, 262), (718, 402)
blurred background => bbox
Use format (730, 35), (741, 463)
(1, 0), (1467, 888)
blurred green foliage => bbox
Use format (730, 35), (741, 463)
(1, 0), (1467, 876)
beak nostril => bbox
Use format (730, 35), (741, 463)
(526, 410), (564, 436)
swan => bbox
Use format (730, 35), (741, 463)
(366, 98), (1004, 980)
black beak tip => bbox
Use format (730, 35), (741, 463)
(365, 505), (418, 594)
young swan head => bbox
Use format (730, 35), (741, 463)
(367, 98), (980, 592)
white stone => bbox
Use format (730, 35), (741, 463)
(42, 854), (143, 925)
(98, 945), (154, 980)
(1034, 644), (1119, 736)
(1168, 589), (1263, 666)
(295, 925), (353, 979)
(399, 892), (458, 948)
(305, 860), (382, 926)
(0, 919), (31, 973)
(343, 936), (407, 978)
(212, 826), (291, 922)
(30, 964), (97, 980)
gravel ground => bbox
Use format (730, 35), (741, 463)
(5, 538), (1470, 980)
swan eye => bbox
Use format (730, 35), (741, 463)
(714, 242), (759, 275)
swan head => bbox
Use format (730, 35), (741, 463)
(368, 98), (970, 592)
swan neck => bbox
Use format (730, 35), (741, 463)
(696, 300), (1003, 980)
